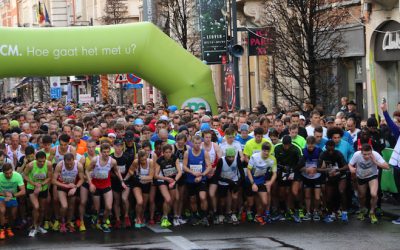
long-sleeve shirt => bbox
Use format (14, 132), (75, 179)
(383, 111), (400, 140)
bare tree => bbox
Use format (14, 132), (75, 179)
(265, 0), (348, 113)
(158, 0), (201, 57)
(101, 0), (129, 25)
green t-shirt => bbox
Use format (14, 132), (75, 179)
(27, 160), (49, 191)
(243, 138), (274, 157)
(0, 171), (24, 200)
(292, 135), (306, 150)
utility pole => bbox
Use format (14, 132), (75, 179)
(231, 0), (240, 110)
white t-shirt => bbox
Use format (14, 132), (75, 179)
(349, 151), (385, 179)
(219, 141), (242, 157)
(348, 128), (361, 143)
(306, 125), (327, 138)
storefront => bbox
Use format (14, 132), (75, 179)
(373, 20), (400, 115)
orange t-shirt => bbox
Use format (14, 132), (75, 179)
(75, 139), (87, 155)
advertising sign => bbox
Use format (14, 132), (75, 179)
(199, 0), (227, 64)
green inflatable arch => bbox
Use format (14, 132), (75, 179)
(0, 22), (217, 113)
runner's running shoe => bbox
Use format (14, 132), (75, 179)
(60, 223), (67, 233)
(303, 212), (312, 221)
(101, 223), (111, 233)
(6, 227), (14, 237)
(370, 213), (378, 224)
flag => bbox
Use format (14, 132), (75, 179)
(44, 3), (51, 25)
(37, 2), (45, 25)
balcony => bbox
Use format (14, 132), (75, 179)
(366, 0), (398, 10)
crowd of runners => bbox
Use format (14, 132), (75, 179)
(0, 98), (400, 240)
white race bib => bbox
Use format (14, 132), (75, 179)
(118, 165), (126, 174)
(190, 164), (203, 173)
(163, 167), (178, 177)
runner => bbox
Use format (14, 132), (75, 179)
(24, 151), (53, 237)
(318, 140), (348, 223)
(86, 143), (127, 232)
(247, 142), (277, 225)
(201, 129), (222, 224)
(349, 144), (389, 224)
(111, 139), (131, 229)
(299, 136), (322, 221)
(0, 163), (26, 239)
(274, 136), (302, 222)
(126, 150), (154, 228)
(183, 135), (212, 226)
(78, 139), (98, 232)
(214, 147), (244, 225)
(52, 153), (84, 233)
(155, 144), (182, 227)
(173, 133), (190, 225)
(48, 133), (76, 231)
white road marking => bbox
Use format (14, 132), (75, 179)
(165, 236), (203, 250)
(146, 224), (172, 233)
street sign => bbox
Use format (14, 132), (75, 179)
(114, 74), (129, 83)
(125, 83), (143, 89)
(50, 87), (61, 99)
(79, 94), (94, 104)
(127, 73), (141, 84)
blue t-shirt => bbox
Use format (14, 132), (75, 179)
(235, 135), (253, 150)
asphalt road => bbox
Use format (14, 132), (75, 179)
(2, 215), (399, 250)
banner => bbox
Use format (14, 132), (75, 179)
(248, 28), (274, 56)
(49, 76), (61, 99)
(199, 0), (227, 65)
(0, 22), (218, 113)
(142, 0), (156, 23)
(222, 63), (235, 111)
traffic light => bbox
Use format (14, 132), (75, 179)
(91, 75), (100, 99)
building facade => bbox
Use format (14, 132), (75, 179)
(365, 0), (400, 116)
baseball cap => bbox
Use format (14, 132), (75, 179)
(160, 115), (169, 121)
(134, 118), (144, 126)
(168, 105), (178, 112)
(200, 123), (211, 132)
(114, 139), (124, 145)
(325, 117), (335, 123)
(282, 135), (292, 145)
(125, 130), (135, 141)
(240, 124), (249, 131)
(225, 147), (236, 157)
(299, 115), (306, 121)
(9, 120), (19, 128)
(64, 105), (72, 111)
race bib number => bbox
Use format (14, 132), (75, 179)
(358, 168), (374, 179)
(190, 164), (203, 173)
(163, 167), (178, 177)
(34, 173), (46, 180)
(221, 171), (234, 179)
(118, 165), (126, 174)
(62, 176), (75, 184)
(254, 167), (267, 177)
(94, 170), (108, 179)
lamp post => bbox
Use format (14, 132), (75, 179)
(231, 0), (240, 110)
